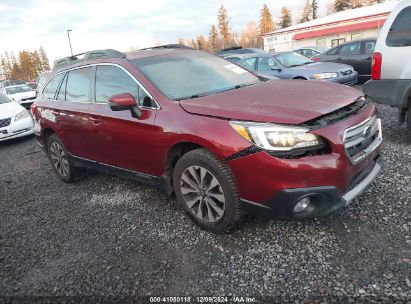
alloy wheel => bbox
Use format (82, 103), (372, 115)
(50, 142), (69, 177)
(180, 165), (226, 223)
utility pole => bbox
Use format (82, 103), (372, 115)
(67, 29), (73, 56)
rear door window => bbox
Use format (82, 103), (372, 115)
(57, 73), (68, 101)
(386, 6), (411, 47)
(65, 67), (92, 102)
(42, 74), (64, 100)
(339, 42), (361, 55)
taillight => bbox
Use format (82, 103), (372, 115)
(30, 103), (37, 117)
(312, 57), (320, 62)
(371, 52), (382, 80)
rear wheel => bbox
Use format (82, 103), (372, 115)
(173, 148), (242, 233)
(47, 134), (84, 182)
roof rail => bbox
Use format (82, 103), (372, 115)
(219, 46), (242, 52)
(53, 49), (126, 70)
(140, 44), (194, 51)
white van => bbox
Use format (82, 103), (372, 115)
(363, 0), (411, 137)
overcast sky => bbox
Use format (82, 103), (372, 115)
(0, 0), (330, 63)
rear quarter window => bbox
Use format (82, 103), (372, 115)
(386, 6), (411, 47)
(42, 74), (64, 100)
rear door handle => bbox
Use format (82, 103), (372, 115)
(88, 116), (101, 125)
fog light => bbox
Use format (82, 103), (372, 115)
(293, 197), (311, 213)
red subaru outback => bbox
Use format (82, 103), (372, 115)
(32, 46), (382, 233)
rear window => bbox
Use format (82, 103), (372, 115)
(386, 6), (411, 47)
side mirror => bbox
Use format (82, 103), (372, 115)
(108, 93), (141, 118)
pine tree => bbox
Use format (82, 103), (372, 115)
(278, 7), (292, 29)
(209, 25), (219, 52)
(259, 4), (274, 36)
(312, 0), (319, 19)
(334, 0), (351, 12)
(300, 0), (313, 23)
(217, 5), (231, 48)
(39, 46), (50, 71)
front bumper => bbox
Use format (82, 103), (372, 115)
(0, 116), (34, 142)
(227, 102), (381, 219)
(329, 71), (358, 86)
(241, 158), (381, 219)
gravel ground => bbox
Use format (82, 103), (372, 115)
(0, 101), (410, 303)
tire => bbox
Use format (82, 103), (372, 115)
(173, 148), (243, 234)
(47, 134), (84, 183)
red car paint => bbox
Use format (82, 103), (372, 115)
(33, 48), (381, 217)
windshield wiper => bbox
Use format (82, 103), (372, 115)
(175, 83), (257, 101)
(303, 62), (314, 65)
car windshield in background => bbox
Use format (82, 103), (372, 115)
(5, 85), (33, 94)
(0, 93), (11, 104)
(133, 52), (260, 100)
(274, 52), (314, 68)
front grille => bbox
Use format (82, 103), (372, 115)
(0, 118), (11, 128)
(346, 160), (377, 192)
(340, 69), (353, 76)
(302, 97), (370, 129)
(344, 115), (381, 165)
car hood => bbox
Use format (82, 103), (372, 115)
(179, 80), (362, 124)
(7, 91), (36, 102)
(290, 62), (352, 72)
(0, 102), (25, 119)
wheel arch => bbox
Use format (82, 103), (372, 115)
(292, 76), (309, 80)
(163, 139), (224, 195)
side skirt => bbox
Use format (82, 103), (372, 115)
(69, 154), (166, 190)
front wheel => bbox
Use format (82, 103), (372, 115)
(173, 149), (242, 233)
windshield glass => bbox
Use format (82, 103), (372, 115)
(274, 52), (314, 68)
(5, 85), (33, 95)
(132, 52), (260, 100)
(0, 93), (11, 104)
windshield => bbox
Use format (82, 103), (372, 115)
(132, 52), (260, 100)
(0, 93), (11, 104)
(5, 85), (33, 95)
(274, 52), (314, 68)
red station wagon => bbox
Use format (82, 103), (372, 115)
(32, 46), (382, 233)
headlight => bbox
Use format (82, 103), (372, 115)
(14, 109), (30, 121)
(313, 72), (338, 79)
(230, 121), (324, 152)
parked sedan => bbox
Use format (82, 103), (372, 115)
(231, 52), (357, 85)
(294, 46), (329, 58)
(313, 39), (376, 83)
(1, 84), (36, 109)
(0, 93), (34, 142)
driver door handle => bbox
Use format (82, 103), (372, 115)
(88, 115), (101, 125)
